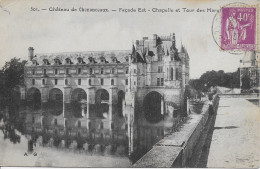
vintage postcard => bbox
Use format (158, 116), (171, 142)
(0, 0), (259, 168)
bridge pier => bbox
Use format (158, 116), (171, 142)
(41, 86), (49, 111)
(63, 86), (72, 118)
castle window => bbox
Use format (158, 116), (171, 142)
(42, 79), (45, 85)
(125, 79), (128, 85)
(66, 68), (69, 75)
(161, 78), (164, 86)
(158, 55), (162, 61)
(126, 57), (129, 62)
(78, 68), (81, 74)
(43, 69), (47, 75)
(126, 67), (129, 74)
(65, 79), (68, 85)
(157, 78), (160, 86)
(167, 68), (169, 79)
(101, 68), (104, 74)
(101, 78), (104, 85)
(55, 69), (58, 75)
(111, 79), (114, 86)
(171, 57), (174, 61)
(176, 68), (179, 80)
(55, 79), (58, 85)
(78, 79), (81, 85)
(32, 116), (35, 123)
(90, 68), (93, 75)
(100, 122), (104, 129)
(89, 79), (91, 86)
(111, 68), (115, 74)
(171, 68), (174, 80)
(32, 69), (35, 75)
(158, 66), (163, 73)
(78, 121), (81, 128)
(32, 79), (35, 85)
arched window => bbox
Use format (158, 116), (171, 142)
(32, 79), (35, 85)
(111, 79), (114, 86)
(101, 68), (104, 74)
(78, 68), (81, 74)
(90, 68), (93, 75)
(32, 69), (35, 75)
(42, 79), (45, 85)
(43, 69), (47, 75)
(89, 79), (91, 86)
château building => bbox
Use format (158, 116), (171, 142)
(240, 51), (260, 89)
(23, 33), (190, 138)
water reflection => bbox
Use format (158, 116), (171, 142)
(0, 100), (165, 166)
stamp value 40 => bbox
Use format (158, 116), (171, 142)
(221, 7), (257, 51)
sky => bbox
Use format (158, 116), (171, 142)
(0, 0), (259, 78)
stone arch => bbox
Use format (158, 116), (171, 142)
(95, 89), (109, 104)
(71, 88), (87, 118)
(117, 90), (125, 117)
(27, 87), (41, 110)
(71, 88), (87, 101)
(95, 89), (109, 117)
(143, 91), (163, 123)
(48, 88), (63, 116)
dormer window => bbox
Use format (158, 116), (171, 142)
(43, 59), (50, 65)
(77, 57), (85, 64)
(32, 60), (39, 66)
(54, 59), (61, 65)
(65, 58), (72, 64)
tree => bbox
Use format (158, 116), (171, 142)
(1, 58), (27, 104)
(241, 75), (251, 90)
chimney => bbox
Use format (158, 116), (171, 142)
(172, 33), (176, 48)
(28, 47), (34, 61)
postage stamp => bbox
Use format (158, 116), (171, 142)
(221, 7), (257, 51)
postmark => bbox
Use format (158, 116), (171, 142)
(221, 7), (256, 51)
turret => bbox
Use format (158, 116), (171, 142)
(28, 47), (34, 61)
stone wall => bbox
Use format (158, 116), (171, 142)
(133, 94), (219, 168)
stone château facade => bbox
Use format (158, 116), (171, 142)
(23, 33), (190, 132)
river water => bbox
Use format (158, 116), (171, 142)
(0, 102), (165, 167)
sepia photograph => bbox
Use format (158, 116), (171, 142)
(0, 0), (259, 168)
